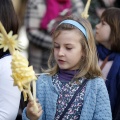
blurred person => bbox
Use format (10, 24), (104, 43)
(95, 7), (120, 120)
(24, 0), (84, 73)
(0, 0), (21, 119)
(22, 15), (112, 120)
(12, 0), (28, 26)
(82, 0), (116, 29)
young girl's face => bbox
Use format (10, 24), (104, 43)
(95, 19), (111, 49)
(53, 29), (83, 70)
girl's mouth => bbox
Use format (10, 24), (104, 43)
(58, 60), (65, 64)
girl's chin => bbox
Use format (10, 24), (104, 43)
(58, 65), (68, 70)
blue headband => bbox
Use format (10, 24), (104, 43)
(59, 20), (87, 40)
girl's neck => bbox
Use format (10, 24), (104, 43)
(101, 42), (111, 50)
(58, 69), (79, 81)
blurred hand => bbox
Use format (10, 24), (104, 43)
(26, 100), (42, 120)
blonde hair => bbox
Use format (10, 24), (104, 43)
(43, 15), (102, 79)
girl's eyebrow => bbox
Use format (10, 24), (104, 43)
(65, 44), (73, 46)
(101, 19), (106, 22)
(54, 42), (59, 44)
(54, 41), (72, 45)
(54, 42), (73, 46)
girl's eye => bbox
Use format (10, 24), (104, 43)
(66, 47), (72, 50)
(54, 45), (60, 49)
(101, 20), (107, 25)
(102, 22), (105, 25)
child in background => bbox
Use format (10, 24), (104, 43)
(22, 15), (112, 120)
(0, 0), (21, 119)
(95, 7), (120, 120)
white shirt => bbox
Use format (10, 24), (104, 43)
(0, 55), (21, 120)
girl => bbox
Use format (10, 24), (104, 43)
(24, 0), (84, 73)
(0, 0), (21, 119)
(22, 15), (112, 120)
(95, 7), (120, 120)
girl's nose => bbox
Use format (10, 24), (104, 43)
(58, 48), (64, 56)
(95, 23), (100, 29)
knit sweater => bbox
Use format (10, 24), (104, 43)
(22, 74), (112, 120)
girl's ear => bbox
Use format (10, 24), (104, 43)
(81, 56), (84, 59)
(81, 52), (85, 60)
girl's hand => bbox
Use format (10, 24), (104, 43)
(26, 100), (42, 120)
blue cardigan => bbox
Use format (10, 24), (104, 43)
(22, 74), (112, 120)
